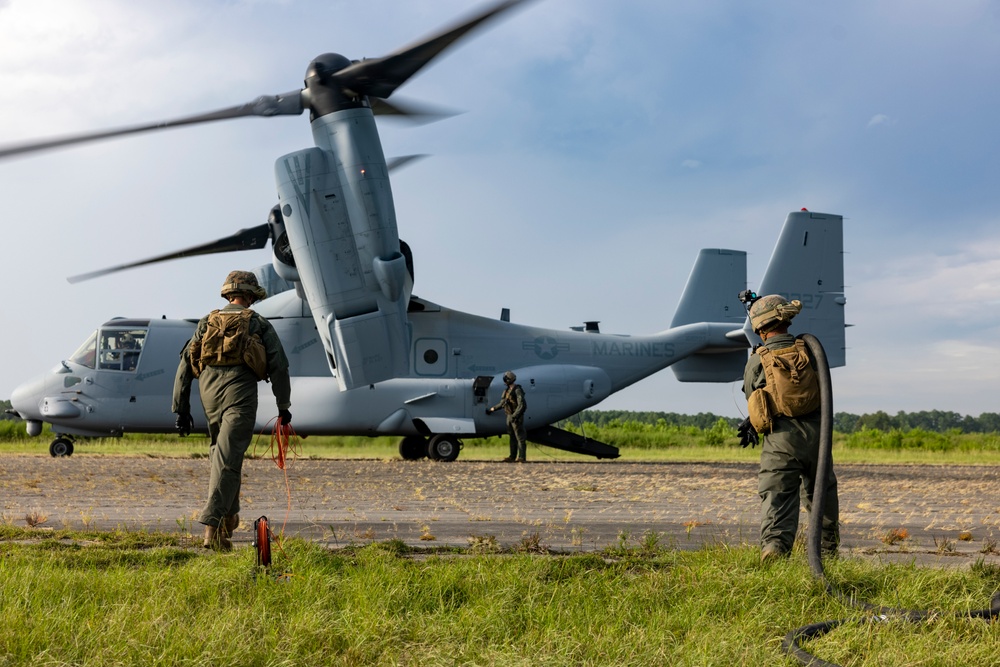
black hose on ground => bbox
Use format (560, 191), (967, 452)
(781, 334), (1000, 667)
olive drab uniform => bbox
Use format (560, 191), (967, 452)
(743, 332), (839, 556)
(491, 381), (527, 461)
(172, 303), (291, 529)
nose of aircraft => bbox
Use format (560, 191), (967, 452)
(11, 375), (46, 434)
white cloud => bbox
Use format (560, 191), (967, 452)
(866, 113), (894, 128)
(858, 241), (1000, 323)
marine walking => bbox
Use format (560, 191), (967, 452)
(172, 271), (292, 551)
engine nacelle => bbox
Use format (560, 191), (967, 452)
(274, 108), (412, 390)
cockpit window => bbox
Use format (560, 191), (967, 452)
(69, 331), (99, 369)
(97, 329), (147, 372)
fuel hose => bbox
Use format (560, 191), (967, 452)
(781, 334), (1000, 667)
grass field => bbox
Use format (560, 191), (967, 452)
(0, 530), (998, 666)
(5, 414), (1000, 464)
(2, 423), (998, 665)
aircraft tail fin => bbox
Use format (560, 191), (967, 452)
(670, 248), (748, 382)
(750, 210), (846, 367)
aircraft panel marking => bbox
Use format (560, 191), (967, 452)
(135, 369), (165, 382)
(591, 341), (675, 358)
(292, 339), (318, 354)
(523, 336), (570, 360)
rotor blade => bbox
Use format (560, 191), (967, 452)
(370, 97), (459, 124)
(67, 224), (271, 284)
(386, 154), (428, 172)
(0, 90), (303, 161)
(333, 0), (534, 99)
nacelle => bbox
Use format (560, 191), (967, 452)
(275, 108), (412, 391)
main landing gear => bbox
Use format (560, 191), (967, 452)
(49, 436), (75, 457)
(397, 434), (462, 462)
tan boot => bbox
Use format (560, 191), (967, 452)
(222, 514), (239, 542)
(203, 523), (233, 552)
(202, 524), (215, 549)
(760, 544), (787, 562)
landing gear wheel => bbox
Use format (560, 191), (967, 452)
(427, 434), (461, 462)
(253, 516), (272, 568)
(398, 435), (428, 460)
(49, 437), (74, 457)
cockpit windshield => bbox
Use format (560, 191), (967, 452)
(69, 328), (148, 372)
(69, 331), (98, 369)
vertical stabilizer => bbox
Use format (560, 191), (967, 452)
(671, 249), (748, 328)
(749, 210), (846, 367)
(670, 249), (748, 382)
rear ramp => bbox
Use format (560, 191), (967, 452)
(528, 426), (620, 459)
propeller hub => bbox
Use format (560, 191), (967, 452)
(305, 53), (368, 120)
(305, 53), (353, 82)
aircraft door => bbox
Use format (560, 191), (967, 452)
(119, 323), (196, 432)
(414, 338), (448, 376)
(75, 369), (128, 435)
(88, 326), (149, 432)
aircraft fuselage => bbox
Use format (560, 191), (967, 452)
(10, 292), (743, 441)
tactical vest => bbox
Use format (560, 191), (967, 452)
(189, 309), (269, 381)
(748, 338), (820, 434)
(501, 384), (526, 417)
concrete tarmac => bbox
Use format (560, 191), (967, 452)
(2, 456), (998, 567)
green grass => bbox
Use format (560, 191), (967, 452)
(0, 531), (997, 666)
(4, 433), (1000, 466)
(2, 420), (998, 663)
(5, 417), (1000, 464)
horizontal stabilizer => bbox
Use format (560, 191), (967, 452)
(672, 350), (746, 382)
(670, 249), (747, 328)
(670, 248), (748, 382)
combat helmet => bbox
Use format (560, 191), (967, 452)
(220, 270), (267, 302)
(749, 294), (802, 334)
(503, 370), (517, 384)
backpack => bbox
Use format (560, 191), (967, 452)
(189, 309), (269, 381)
(748, 338), (820, 434)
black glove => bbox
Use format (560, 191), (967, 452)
(175, 412), (194, 437)
(278, 409), (292, 425)
(737, 417), (758, 448)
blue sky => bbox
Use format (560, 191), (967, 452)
(1, 0), (999, 418)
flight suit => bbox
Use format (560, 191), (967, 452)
(172, 303), (291, 529)
(491, 382), (527, 461)
(743, 332), (839, 555)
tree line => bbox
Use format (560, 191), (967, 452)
(5, 398), (998, 434)
(560, 409), (1000, 434)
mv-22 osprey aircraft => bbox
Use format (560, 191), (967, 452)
(5, 0), (847, 459)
